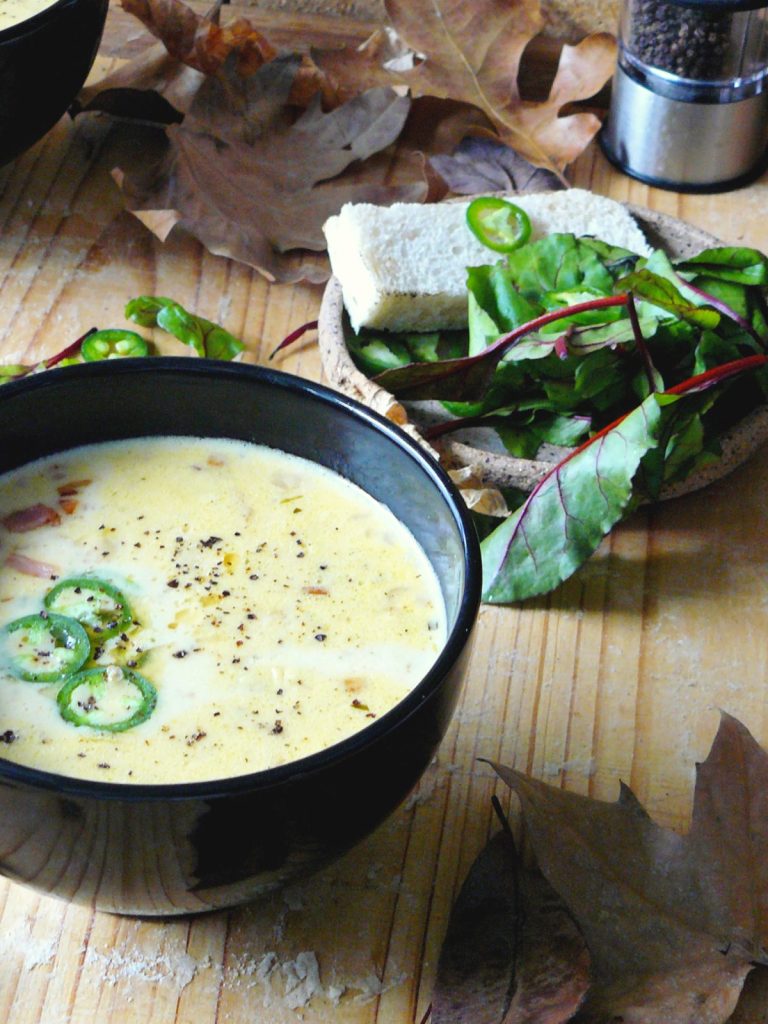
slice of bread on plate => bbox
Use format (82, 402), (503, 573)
(323, 189), (653, 333)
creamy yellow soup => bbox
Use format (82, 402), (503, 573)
(0, 0), (57, 30)
(0, 438), (446, 784)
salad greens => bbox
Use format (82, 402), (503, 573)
(0, 296), (245, 384)
(345, 198), (768, 603)
(125, 296), (245, 360)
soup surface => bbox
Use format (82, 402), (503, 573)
(0, 437), (446, 784)
(0, 0), (57, 30)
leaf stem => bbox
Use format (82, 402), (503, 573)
(532, 353), (768, 492)
(674, 272), (766, 349)
(625, 294), (657, 392)
(269, 319), (318, 360)
(2, 327), (98, 381)
(665, 352), (768, 395)
(424, 409), (513, 440)
(375, 293), (631, 398)
(45, 328), (97, 368)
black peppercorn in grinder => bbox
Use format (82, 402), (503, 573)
(601, 0), (768, 190)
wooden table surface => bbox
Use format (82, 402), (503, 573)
(2, 5), (768, 1023)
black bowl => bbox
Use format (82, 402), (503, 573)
(0, 0), (108, 166)
(0, 359), (481, 914)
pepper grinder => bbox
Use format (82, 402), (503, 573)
(601, 0), (768, 191)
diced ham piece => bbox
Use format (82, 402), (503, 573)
(5, 552), (58, 579)
(1, 504), (61, 532)
(57, 479), (91, 496)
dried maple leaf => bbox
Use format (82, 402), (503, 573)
(433, 828), (591, 1024)
(490, 713), (768, 1024)
(114, 54), (427, 283)
(77, 42), (201, 121)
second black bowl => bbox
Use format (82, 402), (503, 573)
(0, 0), (108, 165)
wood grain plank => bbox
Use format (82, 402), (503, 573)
(2, 4), (768, 1022)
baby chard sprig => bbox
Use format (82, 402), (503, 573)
(480, 354), (768, 603)
(373, 293), (634, 401)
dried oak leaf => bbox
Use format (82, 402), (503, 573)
(113, 53), (426, 283)
(433, 829), (591, 1024)
(311, 26), (415, 102)
(430, 136), (564, 196)
(376, 0), (616, 175)
(491, 712), (768, 1024)
(119, 0), (276, 76)
(77, 0), (327, 123)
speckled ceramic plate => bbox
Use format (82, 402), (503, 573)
(318, 203), (768, 501)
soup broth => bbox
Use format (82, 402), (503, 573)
(0, 0), (57, 30)
(0, 437), (446, 784)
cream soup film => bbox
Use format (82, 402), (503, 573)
(0, 0), (57, 30)
(0, 437), (447, 784)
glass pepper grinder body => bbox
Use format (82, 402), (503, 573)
(601, 0), (768, 191)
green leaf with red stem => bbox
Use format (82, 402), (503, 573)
(616, 269), (721, 329)
(480, 354), (768, 603)
(676, 246), (768, 286)
(0, 328), (97, 385)
(372, 294), (631, 401)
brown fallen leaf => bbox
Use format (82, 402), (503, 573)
(490, 712), (768, 1024)
(433, 827), (591, 1024)
(310, 26), (415, 102)
(400, 98), (494, 162)
(76, 42), (200, 122)
(114, 54), (426, 283)
(727, 967), (768, 1023)
(78, 0), (330, 122)
(430, 136), (564, 195)
(378, 0), (617, 176)
(120, 0), (276, 76)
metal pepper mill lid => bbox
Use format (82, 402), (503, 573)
(601, 0), (768, 191)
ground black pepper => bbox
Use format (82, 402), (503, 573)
(627, 0), (733, 79)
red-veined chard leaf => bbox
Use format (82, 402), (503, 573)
(480, 355), (768, 602)
(481, 389), (671, 602)
(616, 269), (721, 329)
(503, 234), (616, 299)
(373, 294), (630, 400)
(676, 247), (768, 287)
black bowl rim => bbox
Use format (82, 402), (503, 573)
(0, 357), (482, 801)
(0, 0), (98, 40)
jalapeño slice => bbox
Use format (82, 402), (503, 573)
(1, 612), (90, 682)
(57, 666), (157, 732)
(44, 577), (133, 640)
(466, 196), (532, 254)
(80, 330), (149, 362)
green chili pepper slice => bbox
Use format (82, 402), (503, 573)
(466, 196), (532, 254)
(80, 330), (149, 362)
(57, 666), (157, 732)
(1, 612), (90, 682)
(44, 577), (133, 641)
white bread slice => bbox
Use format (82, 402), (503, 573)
(323, 190), (652, 333)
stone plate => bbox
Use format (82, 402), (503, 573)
(318, 203), (768, 500)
